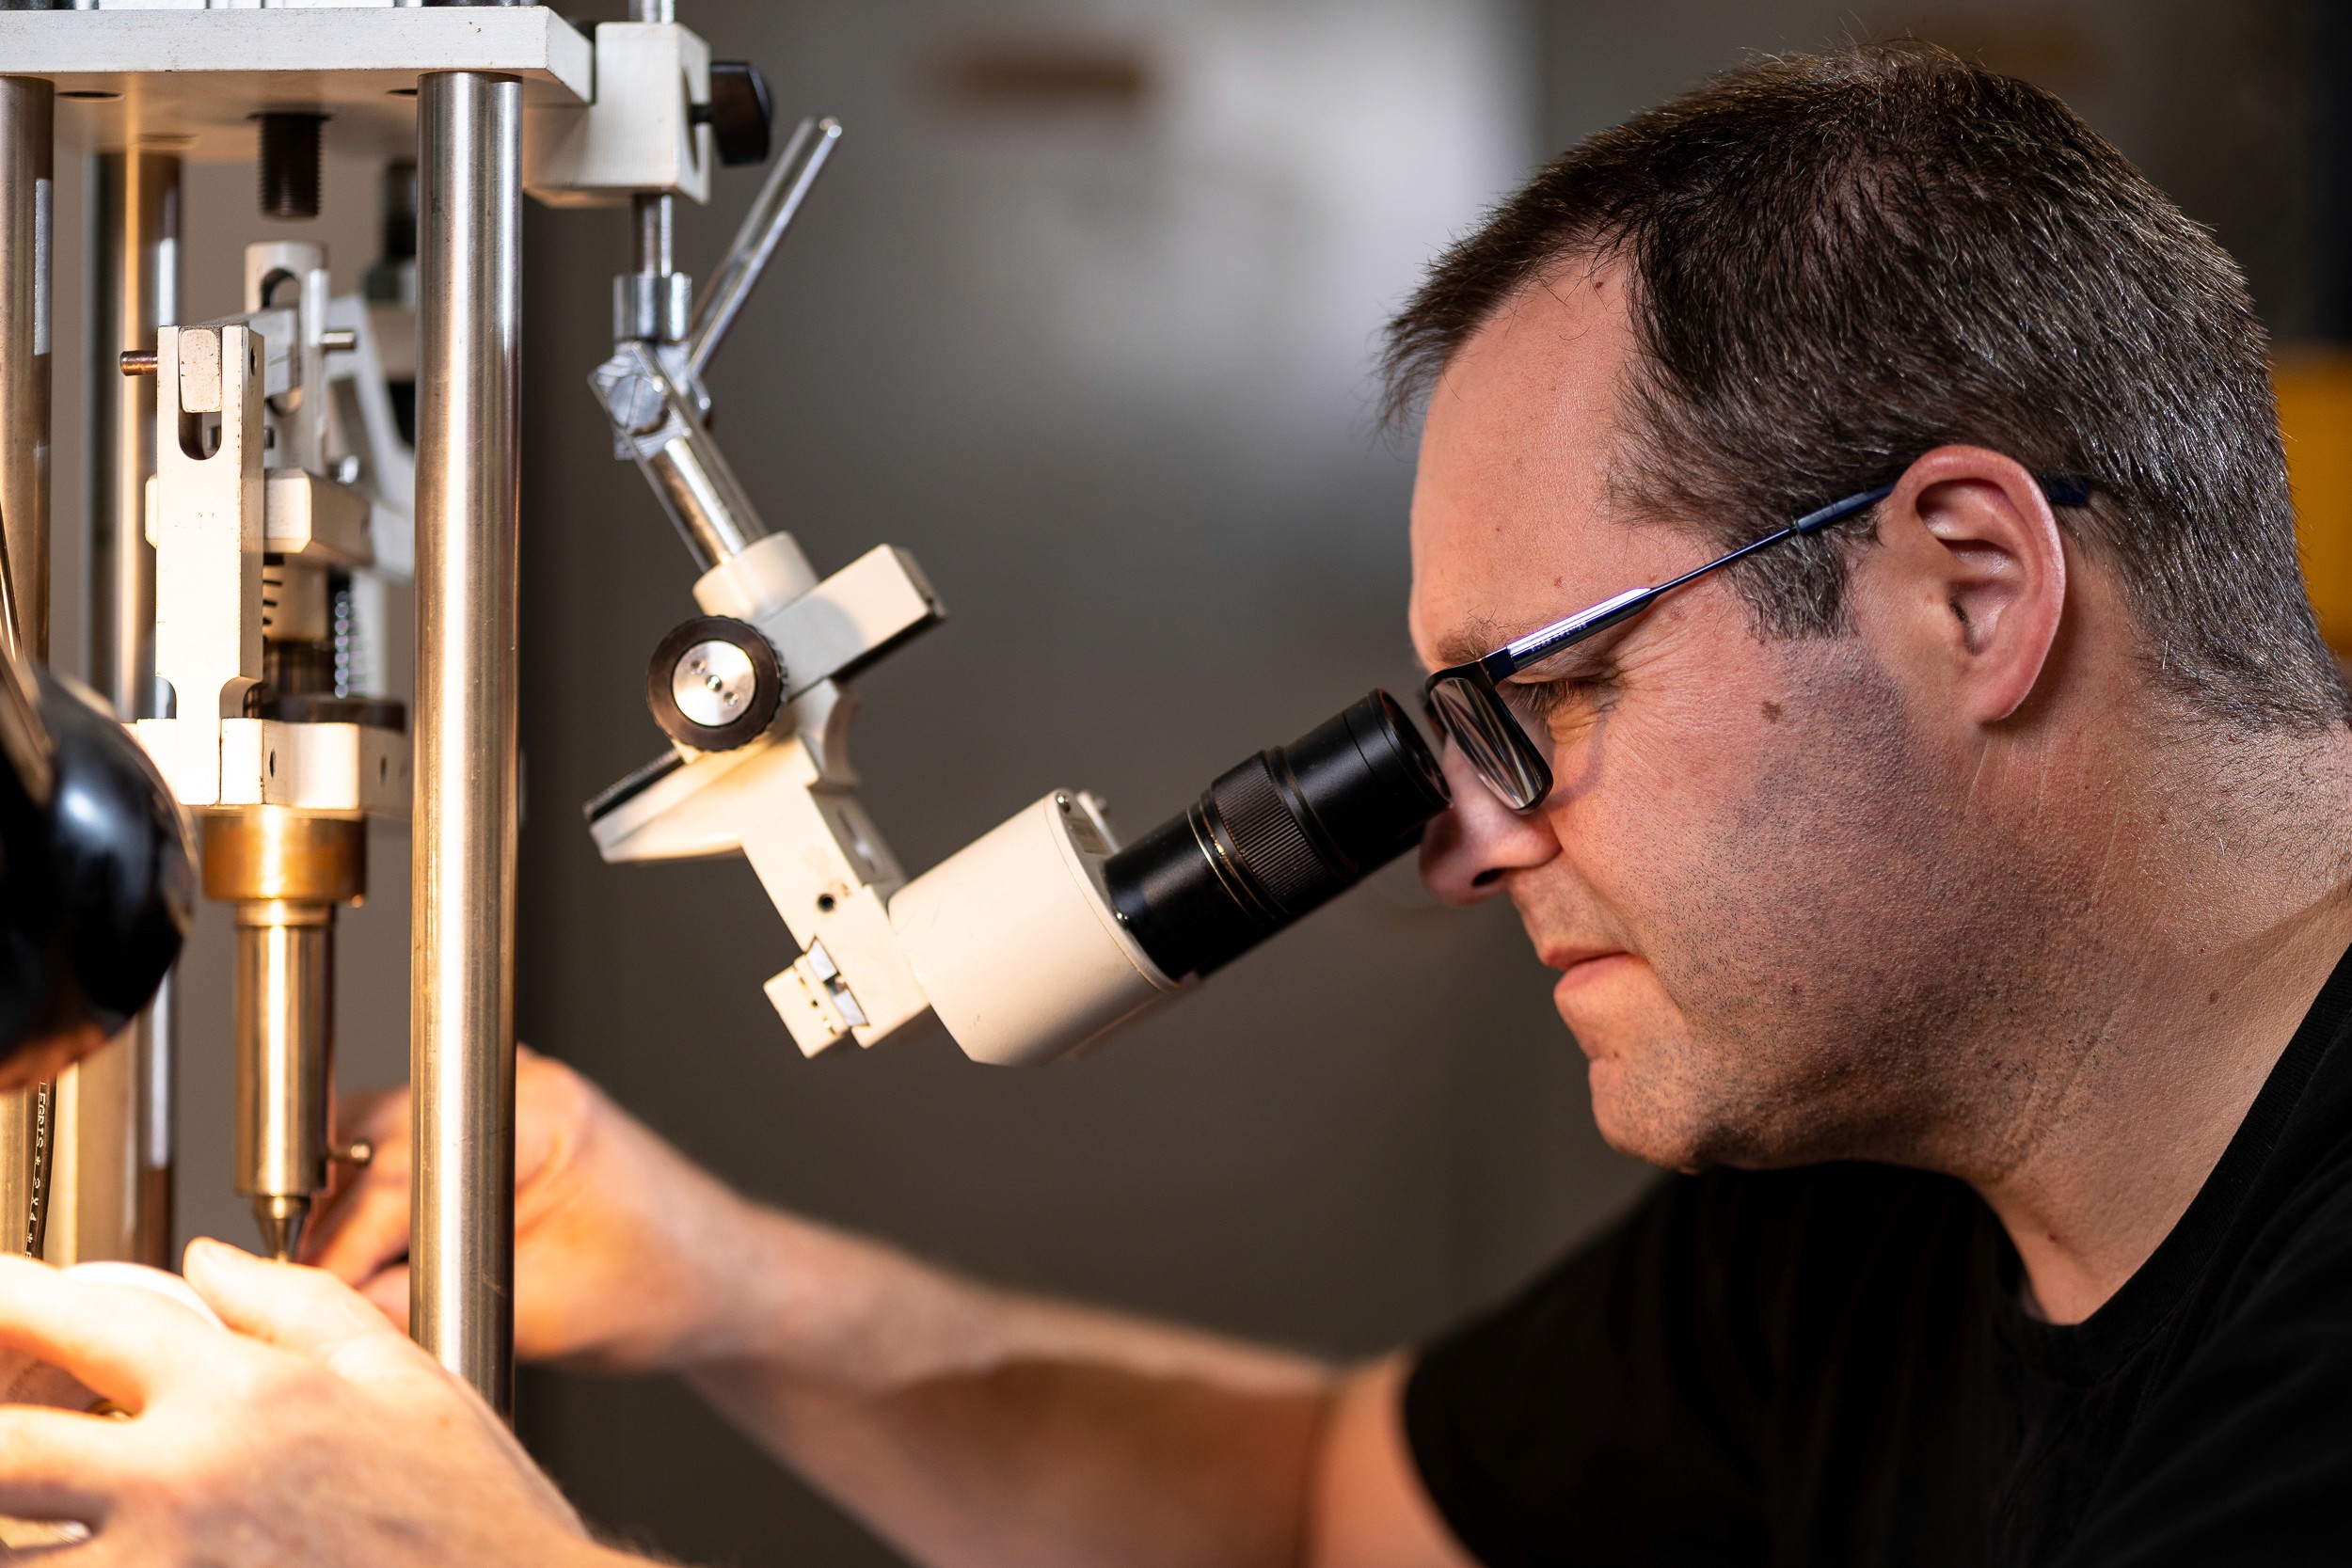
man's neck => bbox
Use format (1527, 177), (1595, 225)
(1966, 725), (2352, 1325)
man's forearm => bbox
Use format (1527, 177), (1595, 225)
(679, 1203), (1335, 1568)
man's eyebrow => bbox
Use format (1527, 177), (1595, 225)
(1432, 618), (1502, 670)
(1431, 615), (1624, 678)
(1509, 635), (1617, 682)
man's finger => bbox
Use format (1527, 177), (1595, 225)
(0, 1405), (121, 1523)
(359, 1264), (411, 1332)
(0, 1259), (220, 1407)
(300, 1132), (412, 1278)
(334, 1085), (401, 1134)
(182, 1241), (411, 1362)
(338, 1085), (412, 1153)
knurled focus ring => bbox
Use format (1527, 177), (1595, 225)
(1206, 753), (1336, 915)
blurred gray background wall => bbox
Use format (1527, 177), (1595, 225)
(33, 2), (2352, 1565)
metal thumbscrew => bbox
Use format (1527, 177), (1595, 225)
(330, 1139), (374, 1168)
(596, 364), (667, 436)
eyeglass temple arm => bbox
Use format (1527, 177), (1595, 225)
(1646, 474), (2079, 604)
(1486, 476), (2084, 680)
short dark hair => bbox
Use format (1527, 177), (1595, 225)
(1386, 40), (2348, 732)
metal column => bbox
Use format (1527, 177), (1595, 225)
(0, 75), (50, 658)
(56, 150), (183, 1270)
(89, 150), (176, 724)
(410, 70), (522, 1415)
(0, 75), (53, 1259)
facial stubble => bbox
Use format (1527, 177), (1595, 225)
(1578, 640), (2074, 1175)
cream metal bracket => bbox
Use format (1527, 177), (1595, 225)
(584, 121), (1181, 1067)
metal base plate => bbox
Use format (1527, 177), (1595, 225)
(0, 8), (591, 160)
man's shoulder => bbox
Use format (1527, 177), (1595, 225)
(1434, 1161), (1992, 1373)
(1404, 1161), (2001, 1568)
(2057, 1151), (2352, 1566)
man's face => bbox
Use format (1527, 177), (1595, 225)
(1409, 268), (2035, 1173)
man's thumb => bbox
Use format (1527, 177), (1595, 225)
(183, 1238), (406, 1357)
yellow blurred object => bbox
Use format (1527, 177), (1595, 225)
(2274, 345), (2352, 654)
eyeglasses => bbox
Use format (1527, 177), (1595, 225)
(1422, 475), (2091, 812)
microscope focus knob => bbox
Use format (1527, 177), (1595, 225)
(697, 63), (775, 168)
(647, 617), (783, 752)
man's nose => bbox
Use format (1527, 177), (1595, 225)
(1419, 741), (1559, 905)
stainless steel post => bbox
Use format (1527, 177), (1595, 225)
(0, 76), (51, 658)
(410, 70), (522, 1416)
(0, 76), (53, 1259)
(62, 149), (182, 1270)
(599, 340), (772, 569)
(632, 192), (673, 278)
(89, 150), (176, 720)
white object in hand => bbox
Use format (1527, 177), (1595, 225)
(0, 1262), (228, 1554)
(0, 1260), (225, 1412)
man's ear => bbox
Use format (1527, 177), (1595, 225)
(1871, 445), (2069, 726)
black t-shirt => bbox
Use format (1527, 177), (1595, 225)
(1405, 948), (2352, 1567)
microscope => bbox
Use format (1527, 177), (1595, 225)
(0, 0), (1449, 1420)
(582, 117), (1448, 1065)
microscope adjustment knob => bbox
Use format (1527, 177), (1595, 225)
(647, 616), (784, 752)
(697, 63), (775, 168)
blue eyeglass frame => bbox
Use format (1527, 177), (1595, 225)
(1421, 475), (2092, 812)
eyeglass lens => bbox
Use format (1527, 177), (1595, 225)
(1428, 675), (1550, 811)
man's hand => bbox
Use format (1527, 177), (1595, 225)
(308, 1049), (761, 1371)
(0, 1242), (627, 1567)
(307, 1053), (1465, 1568)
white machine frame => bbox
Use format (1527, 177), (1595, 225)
(0, 0), (1184, 1421)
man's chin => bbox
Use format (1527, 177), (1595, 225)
(1586, 1057), (1716, 1171)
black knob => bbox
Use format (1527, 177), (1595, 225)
(646, 617), (783, 752)
(697, 62), (774, 167)
(0, 669), (193, 1066)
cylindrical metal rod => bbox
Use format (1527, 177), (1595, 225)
(206, 809), (363, 1263)
(411, 70), (522, 1417)
(599, 341), (774, 570)
(0, 76), (53, 660)
(631, 192), (672, 277)
(0, 77), (54, 1260)
(614, 190), (685, 342)
(61, 148), (182, 1270)
(135, 974), (174, 1266)
(233, 911), (334, 1261)
(89, 149), (177, 725)
(684, 116), (839, 381)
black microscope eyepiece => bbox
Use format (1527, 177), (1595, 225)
(1104, 690), (1448, 981)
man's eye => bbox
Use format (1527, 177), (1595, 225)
(1501, 679), (1590, 726)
